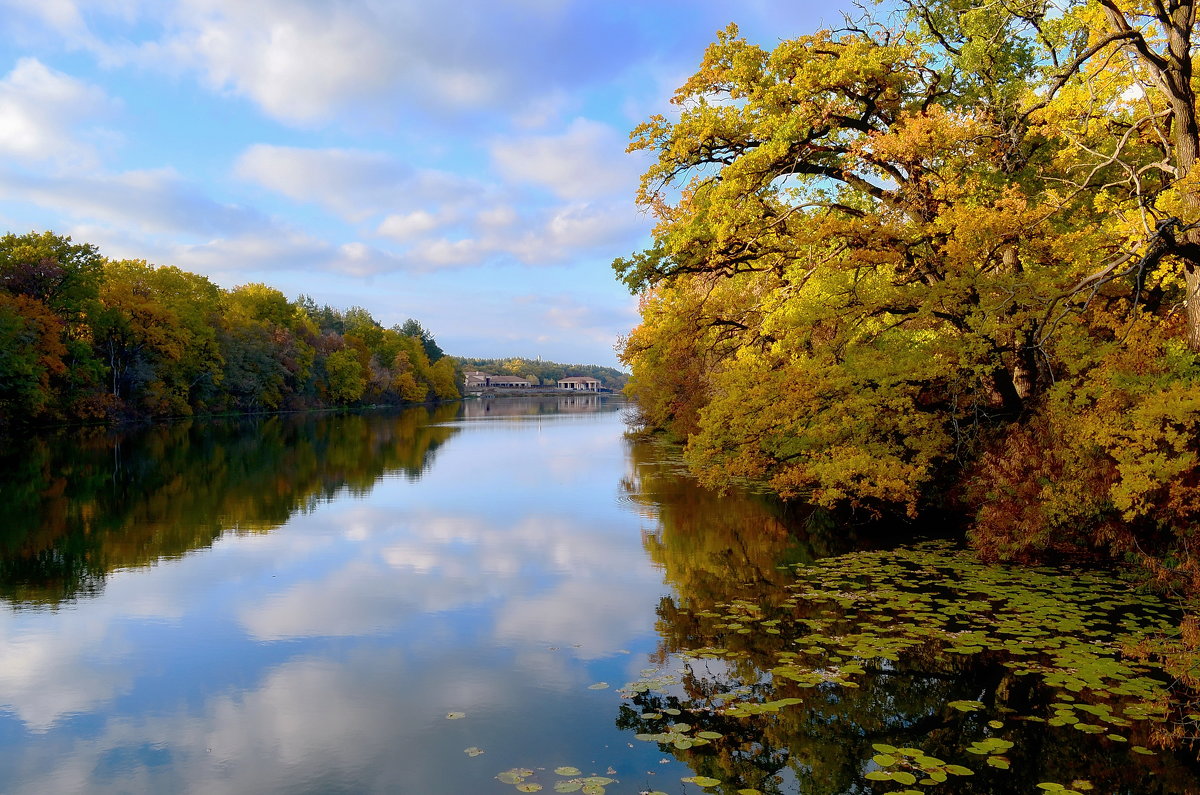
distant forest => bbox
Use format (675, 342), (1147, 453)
(457, 357), (629, 389)
(0, 231), (458, 426)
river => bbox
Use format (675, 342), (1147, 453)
(0, 397), (1195, 793)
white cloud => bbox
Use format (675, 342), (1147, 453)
(239, 561), (493, 641)
(161, 2), (401, 124)
(510, 89), (572, 129)
(400, 199), (646, 270)
(477, 205), (518, 229)
(235, 144), (487, 226)
(494, 579), (651, 657)
(0, 166), (263, 236)
(234, 140), (646, 270)
(491, 118), (644, 200)
(0, 645), (611, 795)
(0, 158), (435, 277)
(237, 501), (660, 647)
(376, 210), (446, 242)
(132, 0), (637, 125)
(505, 201), (643, 261)
(165, 231), (414, 277)
(0, 58), (115, 168)
(330, 240), (410, 276)
(234, 144), (413, 220)
(408, 236), (486, 268)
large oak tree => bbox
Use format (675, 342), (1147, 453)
(616, 0), (1200, 577)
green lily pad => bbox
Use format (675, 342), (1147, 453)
(681, 775), (721, 787)
(498, 769), (534, 785)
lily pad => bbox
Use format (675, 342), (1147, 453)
(681, 775), (722, 787)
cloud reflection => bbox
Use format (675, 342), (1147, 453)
(237, 506), (660, 649)
(0, 407), (679, 793)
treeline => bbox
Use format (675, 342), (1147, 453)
(0, 231), (458, 426)
(617, 3), (1200, 591)
(457, 357), (628, 389)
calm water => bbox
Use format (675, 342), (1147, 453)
(0, 398), (1196, 794)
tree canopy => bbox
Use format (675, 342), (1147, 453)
(616, 0), (1200, 587)
(0, 232), (460, 426)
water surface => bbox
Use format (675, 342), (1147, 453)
(0, 398), (1195, 794)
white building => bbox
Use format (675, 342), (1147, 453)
(557, 376), (601, 391)
(463, 371), (532, 391)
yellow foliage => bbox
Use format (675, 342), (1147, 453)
(615, 0), (1200, 588)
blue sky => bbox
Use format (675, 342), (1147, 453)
(0, 1), (853, 367)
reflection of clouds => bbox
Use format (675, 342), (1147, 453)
(240, 561), (494, 640)
(1, 647), (606, 795)
(239, 508), (661, 647)
(0, 519), (341, 731)
(0, 610), (133, 732)
(1, 410), (679, 789)
(494, 579), (653, 660)
(2, 416), (660, 730)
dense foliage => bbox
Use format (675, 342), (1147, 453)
(456, 356), (628, 389)
(616, 0), (1200, 586)
(0, 231), (459, 426)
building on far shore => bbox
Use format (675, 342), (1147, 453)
(463, 371), (532, 391)
(557, 376), (601, 391)
(464, 371), (606, 393)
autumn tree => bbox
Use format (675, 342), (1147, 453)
(400, 317), (444, 361)
(0, 231), (102, 325)
(0, 294), (67, 421)
(0, 231), (105, 417)
(0, 232), (456, 426)
(91, 260), (227, 415)
(616, 1), (1200, 568)
(324, 348), (367, 404)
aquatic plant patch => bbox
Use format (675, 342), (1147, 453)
(613, 541), (1198, 793)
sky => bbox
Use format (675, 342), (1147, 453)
(0, 1), (855, 368)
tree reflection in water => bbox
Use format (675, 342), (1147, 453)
(619, 437), (1200, 794)
(0, 404), (461, 607)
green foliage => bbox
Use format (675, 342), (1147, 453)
(0, 230), (102, 321)
(400, 317), (445, 362)
(324, 348), (367, 405)
(0, 230), (457, 425)
(0, 293), (66, 421)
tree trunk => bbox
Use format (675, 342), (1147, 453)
(1103, 0), (1200, 350)
(1164, 2), (1200, 351)
(1187, 268), (1200, 350)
